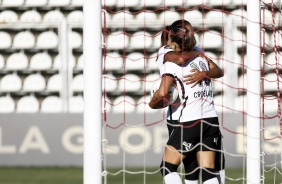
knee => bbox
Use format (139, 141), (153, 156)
(197, 151), (216, 168)
(160, 161), (179, 176)
(200, 160), (215, 169)
(197, 156), (215, 168)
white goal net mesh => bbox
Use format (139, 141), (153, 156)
(101, 0), (282, 183)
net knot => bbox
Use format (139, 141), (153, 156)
(102, 170), (108, 176)
(102, 139), (108, 144)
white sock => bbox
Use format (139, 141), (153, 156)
(164, 172), (182, 184)
(184, 179), (198, 184)
(219, 170), (225, 184)
(203, 177), (219, 184)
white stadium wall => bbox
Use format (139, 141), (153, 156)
(0, 112), (279, 167)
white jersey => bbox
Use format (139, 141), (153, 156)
(157, 46), (181, 121)
(163, 57), (218, 122)
(157, 46), (172, 76)
(156, 45), (205, 121)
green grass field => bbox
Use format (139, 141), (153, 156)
(0, 167), (280, 184)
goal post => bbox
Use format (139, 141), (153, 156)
(83, 0), (102, 184)
(247, 0), (261, 184)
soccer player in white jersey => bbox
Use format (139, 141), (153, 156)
(150, 25), (222, 184)
(156, 20), (225, 184)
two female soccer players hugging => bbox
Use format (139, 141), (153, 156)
(149, 20), (224, 184)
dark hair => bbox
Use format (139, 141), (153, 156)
(160, 19), (197, 47)
(160, 25), (170, 46)
(169, 26), (196, 52)
(170, 19), (191, 29)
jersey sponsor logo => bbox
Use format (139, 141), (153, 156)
(182, 141), (193, 151)
(194, 90), (213, 98)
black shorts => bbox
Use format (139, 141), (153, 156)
(167, 117), (222, 156)
(167, 118), (225, 177)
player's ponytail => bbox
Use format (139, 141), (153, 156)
(161, 25), (170, 46)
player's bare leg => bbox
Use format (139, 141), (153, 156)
(160, 145), (184, 184)
(197, 151), (219, 184)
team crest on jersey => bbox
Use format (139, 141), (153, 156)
(182, 141), (193, 151)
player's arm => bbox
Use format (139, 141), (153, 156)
(203, 54), (224, 78)
(149, 75), (174, 109)
(184, 55), (224, 87)
(164, 51), (224, 86)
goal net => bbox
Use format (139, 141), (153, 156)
(99, 0), (282, 183)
